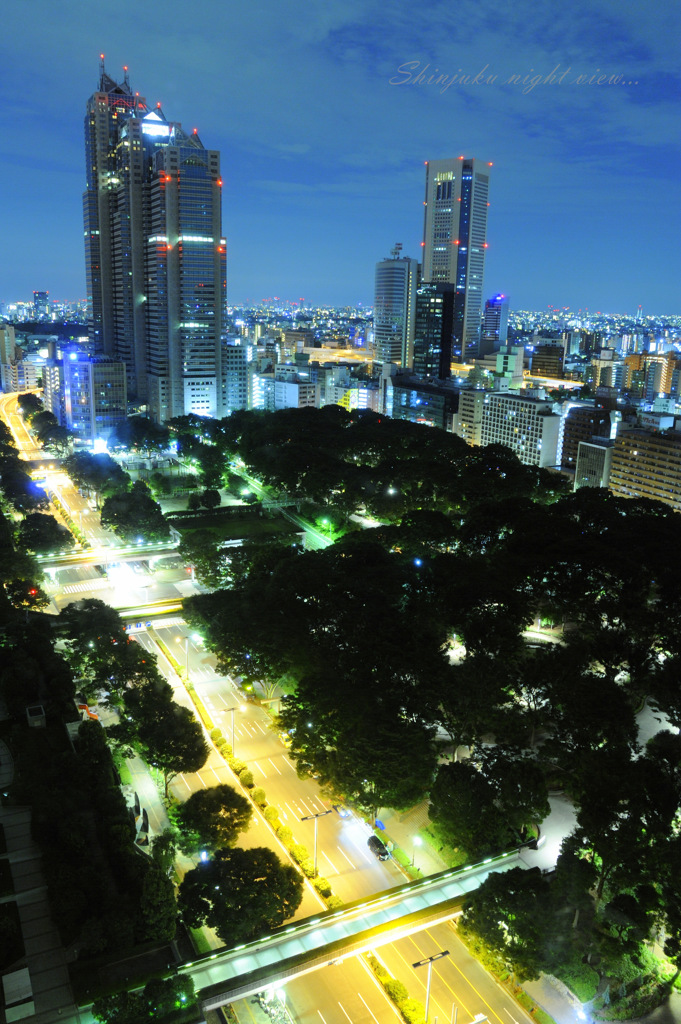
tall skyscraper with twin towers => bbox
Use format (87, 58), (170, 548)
(421, 156), (491, 363)
(83, 57), (226, 422)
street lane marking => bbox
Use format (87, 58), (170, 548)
(178, 774), (191, 792)
(316, 1012), (329, 1023)
(321, 849), (338, 875)
(358, 992), (382, 1023)
(267, 758), (282, 775)
(283, 757), (297, 772)
(338, 1002), (353, 1022)
(252, 760), (266, 778)
(336, 846), (356, 870)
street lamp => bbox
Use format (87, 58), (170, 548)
(413, 950), (450, 1023)
(175, 635), (189, 678)
(300, 809), (334, 877)
(412, 835), (422, 867)
(225, 705), (247, 754)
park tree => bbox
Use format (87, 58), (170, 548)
(460, 867), (554, 981)
(174, 784), (252, 854)
(17, 392), (44, 420)
(139, 866), (177, 941)
(18, 512), (75, 554)
(429, 760), (509, 859)
(101, 480), (169, 542)
(178, 846), (304, 944)
(110, 415), (170, 454)
(150, 828), (179, 876)
(135, 693), (209, 797)
(201, 487), (221, 509)
(63, 451), (130, 505)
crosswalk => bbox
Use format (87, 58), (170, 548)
(59, 578), (110, 594)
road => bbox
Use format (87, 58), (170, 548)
(139, 620), (406, 912)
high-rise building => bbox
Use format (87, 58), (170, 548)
(479, 391), (561, 468)
(83, 59), (226, 422)
(609, 429), (681, 511)
(422, 157), (491, 361)
(32, 292), (49, 318)
(412, 283), (455, 380)
(480, 294), (509, 356)
(373, 245), (419, 366)
(62, 352), (127, 442)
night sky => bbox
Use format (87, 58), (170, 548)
(1, 0), (679, 313)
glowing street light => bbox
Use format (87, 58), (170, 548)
(300, 808), (334, 877)
(225, 705), (247, 754)
(175, 635), (189, 678)
(412, 835), (422, 867)
(413, 950), (450, 1023)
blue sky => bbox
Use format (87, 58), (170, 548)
(1, 0), (679, 313)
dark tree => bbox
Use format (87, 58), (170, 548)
(101, 480), (170, 542)
(174, 784), (252, 854)
(178, 846), (304, 944)
(460, 867), (553, 981)
(18, 512), (75, 554)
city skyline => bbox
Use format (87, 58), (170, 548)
(0, 0), (679, 313)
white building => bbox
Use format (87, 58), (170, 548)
(480, 391), (561, 468)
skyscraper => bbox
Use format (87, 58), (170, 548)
(83, 58), (226, 421)
(373, 245), (419, 366)
(480, 293), (509, 356)
(412, 283), (455, 379)
(422, 157), (491, 362)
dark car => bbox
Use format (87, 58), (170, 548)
(367, 834), (390, 861)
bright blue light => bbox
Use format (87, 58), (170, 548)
(414, 558), (422, 567)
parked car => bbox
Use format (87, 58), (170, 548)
(367, 834), (390, 861)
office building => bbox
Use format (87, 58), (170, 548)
(574, 439), (614, 490)
(422, 157), (491, 361)
(609, 429), (681, 511)
(373, 246), (419, 366)
(560, 404), (619, 470)
(454, 389), (486, 445)
(385, 372), (460, 431)
(480, 294), (509, 356)
(480, 391), (561, 468)
(83, 59), (226, 421)
(32, 292), (49, 318)
(412, 283), (455, 379)
(62, 352), (127, 442)
(0, 324), (16, 364)
(221, 339), (251, 414)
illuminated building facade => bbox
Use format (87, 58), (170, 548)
(422, 158), (491, 361)
(480, 293), (509, 356)
(62, 352), (127, 442)
(83, 59), (226, 421)
(412, 283), (455, 379)
(609, 429), (681, 511)
(373, 247), (419, 366)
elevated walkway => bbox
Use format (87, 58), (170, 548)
(183, 849), (523, 1012)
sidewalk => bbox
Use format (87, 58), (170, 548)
(376, 800), (448, 877)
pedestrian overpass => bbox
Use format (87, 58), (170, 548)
(183, 848), (527, 1014)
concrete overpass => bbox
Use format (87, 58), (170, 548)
(182, 849), (526, 1014)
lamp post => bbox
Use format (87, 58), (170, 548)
(413, 950), (450, 1023)
(300, 809), (334, 877)
(412, 835), (422, 868)
(225, 705), (247, 754)
(175, 635), (189, 679)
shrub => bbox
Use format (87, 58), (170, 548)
(385, 978), (409, 1004)
(210, 728), (222, 742)
(400, 999), (426, 1024)
(239, 769), (254, 788)
(313, 876), (332, 898)
(264, 805), (280, 824)
(277, 824), (293, 845)
(228, 757), (246, 774)
(299, 857), (316, 878)
(326, 894), (344, 910)
(216, 738), (232, 756)
(290, 843), (309, 864)
(252, 787), (267, 807)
